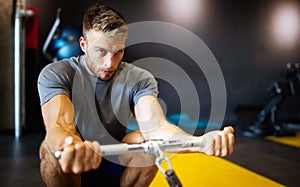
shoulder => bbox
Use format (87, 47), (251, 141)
(117, 62), (158, 105)
(39, 56), (83, 78)
(38, 56), (85, 88)
(37, 56), (84, 105)
(42, 56), (81, 73)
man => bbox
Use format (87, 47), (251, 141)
(38, 3), (234, 187)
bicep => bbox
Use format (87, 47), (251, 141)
(42, 94), (75, 131)
(134, 95), (166, 133)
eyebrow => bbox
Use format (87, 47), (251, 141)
(93, 46), (124, 53)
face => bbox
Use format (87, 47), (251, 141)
(79, 29), (126, 81)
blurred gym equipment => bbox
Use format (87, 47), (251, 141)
(42, 8), (83, 62)
(243, 62), (300, 137)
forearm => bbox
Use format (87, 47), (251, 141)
(135, 95), (234, 156)
(135, 96), (200, 152)
(42, 94), (82, 153)
(44, 123), (82, 154)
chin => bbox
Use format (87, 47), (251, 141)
(98, 75), (112, 81)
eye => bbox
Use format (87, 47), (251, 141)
(98, 49), (107, 55)
(114, 49), (124, 56)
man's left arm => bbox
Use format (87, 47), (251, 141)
(134, 95), (234, 157)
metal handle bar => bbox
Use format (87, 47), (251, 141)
(54, 139), (192, 187)
(99, 139), (201, 156)
(55, 139), (201, 158)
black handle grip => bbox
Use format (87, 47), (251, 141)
(165, 169), (182, 187)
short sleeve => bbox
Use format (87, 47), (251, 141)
(132, 70), (158, 105)
(37, 61), (75, 106)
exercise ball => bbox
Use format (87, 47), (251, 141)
(52, 37), (67, 50)
(52, 27), (83, 60)
(57, 41), (82, 60)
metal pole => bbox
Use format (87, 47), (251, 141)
(14, 0), (34, 138)
(42, 8), (61, 62)
(14, 0), (23, 138)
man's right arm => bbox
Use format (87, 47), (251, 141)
(42, 94), (102, 174)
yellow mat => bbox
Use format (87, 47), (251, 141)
(266, 131), (300, 148)
(150, 153), (285, 187)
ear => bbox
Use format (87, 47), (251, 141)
(79, 36), (86, 53)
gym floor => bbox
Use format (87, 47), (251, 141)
(0, 130), (299, 187)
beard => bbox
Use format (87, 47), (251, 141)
(84, 52), (117, 81)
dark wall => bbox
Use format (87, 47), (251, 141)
(0, 0), (14, 130)
(26, 0), (300, 126)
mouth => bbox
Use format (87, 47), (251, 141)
(102, 70), (114, 76)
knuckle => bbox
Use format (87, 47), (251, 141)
(84, 163), (93, 171)
(73, 165), (83, 174)
(64, 147), (75, 155)
(75, 143), (85, 151)
(205, 148), (214, 156)
(221, 149), (228, 157)
(91, 156), (101, 168)
(91, 163), (99, 170)
(61, 164), (71, 173)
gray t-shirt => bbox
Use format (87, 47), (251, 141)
(38, 55), (158, 144)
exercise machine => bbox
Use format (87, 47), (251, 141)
(243, 62), (300, 137)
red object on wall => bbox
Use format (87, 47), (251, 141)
(25, 8), (38, 49)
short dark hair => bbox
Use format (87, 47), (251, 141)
(82, 4), (127, 37)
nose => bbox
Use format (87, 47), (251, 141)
(103, 53), (114, 68)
